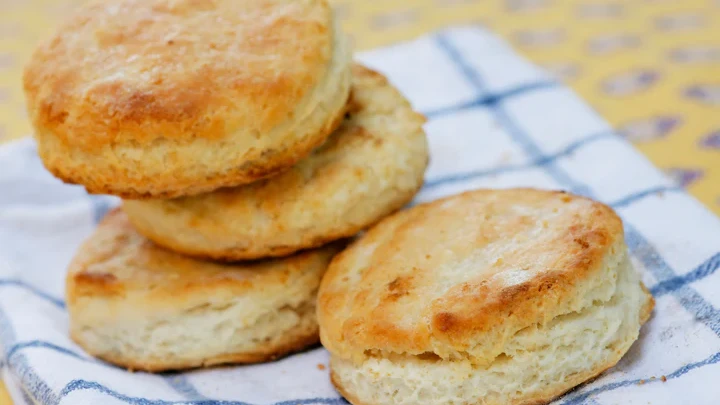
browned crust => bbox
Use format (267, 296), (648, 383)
(128, 194), (410, 262)
(329, 362), (615, 405)
(66, 208), (339, 372)
(71, 324), (320, 373)
(122, 64), (428, 258)
(640, 282), (655, 324)
(329, 369), (366, 405)
(24, 0), (332, 147)
(318, 188), (626, 361)
(42, 103), (346, 199)
(25, 0), (351, 199)
(329, 348), (633, 405)
(65, 208), (341, 301)
(328, 289), (655, 405)
(138, 225), (359, 262)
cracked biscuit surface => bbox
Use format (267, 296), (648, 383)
(123, 65), (428, 260)
(24, 0), (351, 198)
(66, 208), (342, 372)
(318, 188), (654, 405)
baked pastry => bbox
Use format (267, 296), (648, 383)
(66, 208), (341, 372)
(24, 0), (351, 199)
(318, 188), (654, 405)
(123, 65), (428, 260)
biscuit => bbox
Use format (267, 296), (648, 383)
(318, 188), (654, 405)
(66, 208), (342, 372)
(122, 65), (429, 260)
(24, 0), (351, 199)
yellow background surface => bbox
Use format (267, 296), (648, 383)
(1, 0), (719, 402)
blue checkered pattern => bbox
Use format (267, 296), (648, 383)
(1, 27), (719, 405)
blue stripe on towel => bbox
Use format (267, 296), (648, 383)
(434, 31), (720, 404)
(2, 29), (717, 405)
(651, 253), (720, 296)
(422, 80), (558, 119)
(0, 279), (65, 308)
(561, 351), (720, 404)
(0, 308), (59, 404)
(59, 379), (349, 405)
(424, 130), (614, 190)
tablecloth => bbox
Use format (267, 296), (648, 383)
(1, 1), (720, 404)
(2, 24), (720, 405)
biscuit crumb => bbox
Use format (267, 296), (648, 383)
(661, 375), (667, 382)
(638, 379), (645, 385)
(317, 363), (326, 370)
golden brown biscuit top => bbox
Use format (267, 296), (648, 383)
(318, 188), (624, 364)
(161, 64), (425, 210)
(123, 64), (426, 257)
(24, 0), (334, 150)
(68, 209), (340, 308)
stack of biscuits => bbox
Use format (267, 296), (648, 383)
(24, 0), (655, 403)
(23, 0), (429, 371)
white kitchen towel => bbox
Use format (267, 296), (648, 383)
(1, 26), (720, 405)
